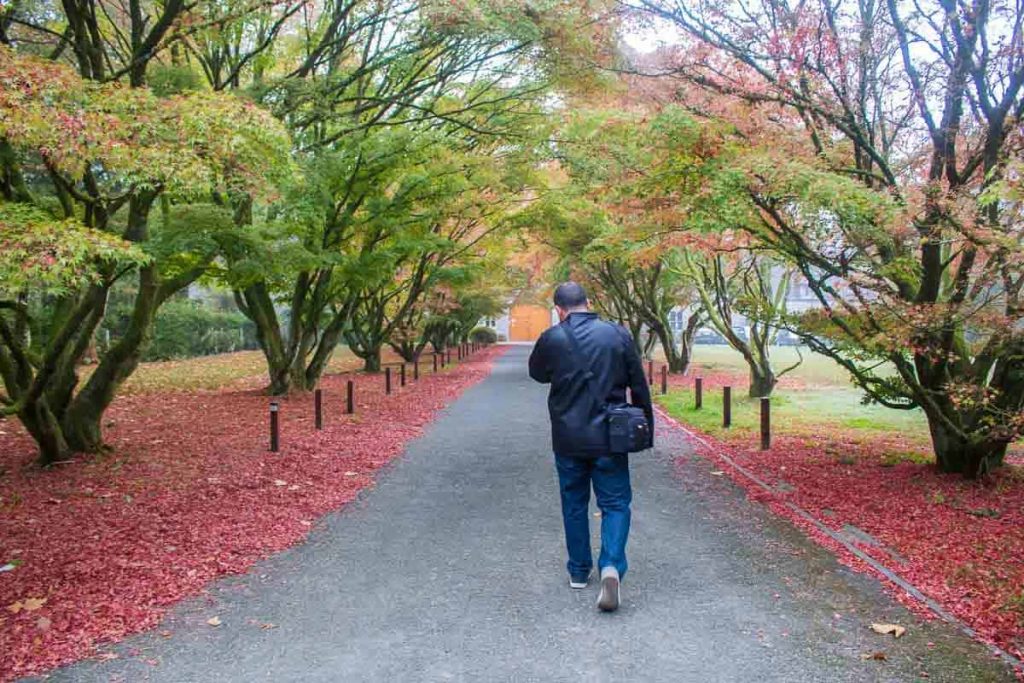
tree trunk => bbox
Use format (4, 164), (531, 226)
(236, 283), (293, 395)
(677, 312), (701, 376)
(63, 265), (160, 452)
(926, 413), (1007, 478)
(19, 398), (71, 466)
(303, 314), (347, 390)
(389, 336), (422, 363)
(362, 349), (381, 372)
(0, 138), (32, 202)
(748, 364), (777, 398)
(267, 363), (292, 395)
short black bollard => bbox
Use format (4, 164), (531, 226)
(760, 397), (771, 450)
(400, 363), (406, 387)
(314, 388), (323, 430)
(647, 360), (654, 386)
(413, 359), (419, 381)
(723, 386), (732, 428)
(457, 345), (462, 361)
(433, 353), (439, 373)
(447, 349), (452, 365)
(695, 377), (703, 409)
(269, 401), (280, 452)
(661, 365), (668, 395)
(385, 366), (392, 395)
(346, 380), (354, 414)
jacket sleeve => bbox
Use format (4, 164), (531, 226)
(528, 331), (552, 383)
(620, 329), (655, 448)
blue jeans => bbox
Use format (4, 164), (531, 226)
(554, 453), (631, 580)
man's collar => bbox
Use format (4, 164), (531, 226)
(566, 311), (597, 320)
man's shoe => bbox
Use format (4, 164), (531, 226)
(597, 567), (620, 612)
(569, 571), (591, 589)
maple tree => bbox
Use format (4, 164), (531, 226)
(204, 0), (611, 391)
(337, 127), (537, 372)
(415, 284), (507, 356)
(677, 248), (801, 397)
(543, 105), (809, 388)
(527, 108), (707, 371)
(0, 48), (291, 464)
(586, 242), (698, 372)
(625, 0), (1024, 476)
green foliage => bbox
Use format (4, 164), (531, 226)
(469, 326), (498, 344)
(148, 64), (206, 96)
(145, 298), (257, 360)
(0, 201), (147, 296)
(100, 295), (257, 361)
(0, 47), (293, 200)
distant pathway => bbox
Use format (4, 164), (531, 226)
(42, 346), (1012, 682)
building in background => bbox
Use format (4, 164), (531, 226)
(479, 286), (557, 343)
(481, 302), (557, 342)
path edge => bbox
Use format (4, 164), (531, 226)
(655, 405), (1024, 674)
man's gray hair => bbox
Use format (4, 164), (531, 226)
(553, 281), (588, 309)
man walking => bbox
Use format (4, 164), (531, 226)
(528, 282), (653, 612)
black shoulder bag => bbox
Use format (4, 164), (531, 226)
(560, 322), (651, 454)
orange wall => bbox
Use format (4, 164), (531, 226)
(508, 305), (553, 342)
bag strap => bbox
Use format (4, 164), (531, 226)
(559, 320), (608, 411)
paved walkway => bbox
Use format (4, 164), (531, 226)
(44, 346), (1012, 682)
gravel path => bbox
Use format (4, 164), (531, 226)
(41, 345), (1014, 682)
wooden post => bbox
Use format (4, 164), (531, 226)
(314, 388), (323, 430)
(385, 366), (392, 395)
(647, 360), (654, 385)
(433, 353), (439, 373)
(346, 380), (354, 414)
(695, 377), (703, 409)
(660, 365), (668, 395)
(269, 401), (280, 452)
(400, 363), (406, 387)
(760, 398), (771, 450)
(413, 359), (419, 381)
(447, 349), (451, 365)
(723, 386), (732, 428)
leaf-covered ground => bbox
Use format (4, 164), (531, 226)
(657, 362), (1024, 669)
(75, 346), (409, 396)
(0, 346), (504, 681)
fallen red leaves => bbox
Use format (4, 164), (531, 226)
(0, 347), (505, 681)
(663, 412), (1024, 667)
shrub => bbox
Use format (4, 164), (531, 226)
(147, 299), (257, 360)
(470, 326), (498, 344)
(100, 297), (258, 361)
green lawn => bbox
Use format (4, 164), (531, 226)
(658, 344), (882, 386)
(659, 384), (930, 444)
(656, 344), (933, 449)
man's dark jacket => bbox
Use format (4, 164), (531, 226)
(528, 311), (654, 457)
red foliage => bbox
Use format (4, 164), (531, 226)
(661, 412), (1024, 668)
(0, 347), (506, 680)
